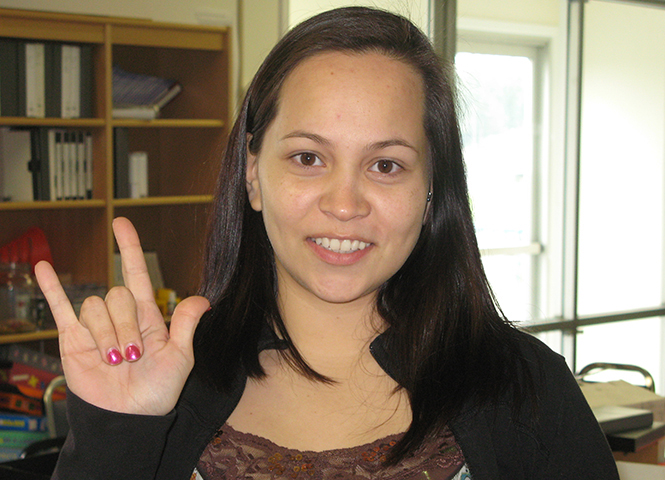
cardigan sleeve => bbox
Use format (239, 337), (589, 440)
(451, 335), (620, 480)
(51, 390), (177, 480)
(535, 347), (620, 479)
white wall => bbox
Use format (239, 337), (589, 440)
(1, 0), (563, 96)
(458, 0), (559, 26)
(239, 0), (282, 95)
(574, 0), (665, 392)
(288, 0), (430, 34)
(0, 0), (236, 25)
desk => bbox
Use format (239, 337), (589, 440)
(617, 461), (665, 479)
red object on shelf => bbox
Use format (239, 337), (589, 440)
(0, 227), (53, 268)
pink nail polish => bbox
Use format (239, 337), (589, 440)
(107, 348), (122, 365)
(125, 344), (141, 362)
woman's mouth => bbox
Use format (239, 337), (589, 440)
(311, 237), (370, 254)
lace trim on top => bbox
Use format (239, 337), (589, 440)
(196, 423), (465, 479)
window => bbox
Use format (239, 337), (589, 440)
(457, 1), (665, 394)
(456, 41), (547, 324)
(565, 0), (665, 391)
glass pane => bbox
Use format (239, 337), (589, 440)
(456, 52), (534, 249)
(577, 1), (665, 315)
(534, 330), (563, 357)
(456, 50), (537, 322)
(576, 317), (662, 394)
(482, 254), (533, 322)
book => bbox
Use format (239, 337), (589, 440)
(17, 42), (26, 116)
(0, 127), (33, 202)
(28, 128), (50, 201)
(0, 412), (46, 432)
(129, 151), (148, 198)
(112, 65), (181, 120)
(79, 44), (93, 118)
(54, 130), (64, 200)
(45, 42), (61, 118)
(0, 430), (49, 461)
(2, 361), (65, 399)
(0, 39), (19, 117)
(25, 43), (46, 118)
(61, 45), (76, 119)
(70, 45), (81, 119)
(84, 131), (93, 198)
(48, 129), (57, 201)
(607, 421), (665, 453)
(0, 383), (43, 416)
(592, 405), (654, 435)
(0, 344), (63, 376)
(0, 430), (48, 449)
(113, 127), (130, 198)
(63, 130), (72, 199)
(4, 41), (92, 120)
(76, 131), (86, 199)
(0, 124), (93, 202)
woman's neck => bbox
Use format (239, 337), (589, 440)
(275, 282), (383, 379)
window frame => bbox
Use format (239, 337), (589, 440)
(526, 0), (665, 377)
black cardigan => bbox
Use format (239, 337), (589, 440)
(52, 333), (619, 479)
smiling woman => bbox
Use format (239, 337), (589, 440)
(245, 51), (429, 309)
(34, 6), (619, 480)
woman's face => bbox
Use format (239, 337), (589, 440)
(246, 51), (430, 307)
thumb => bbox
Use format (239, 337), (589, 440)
(168, 296), (210, 354)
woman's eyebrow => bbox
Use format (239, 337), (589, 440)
(281, 130), (332, 147)
(366, 139), (419, 153)
(282, 131), (418, 153)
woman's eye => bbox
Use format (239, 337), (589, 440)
(370, 159), (401, 174)
(294, 152), (322, 167)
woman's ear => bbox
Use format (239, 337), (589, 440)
(246, 135), (262, 212)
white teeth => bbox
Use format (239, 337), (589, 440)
(313, 237), (369, 253)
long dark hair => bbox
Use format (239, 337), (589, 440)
(196, 6), (533, 463)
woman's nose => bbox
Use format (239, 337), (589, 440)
(318, 173), (370, 221)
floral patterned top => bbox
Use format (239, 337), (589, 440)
(192, 423), (471, 479)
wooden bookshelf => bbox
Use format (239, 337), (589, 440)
(0, 8), (231, 344)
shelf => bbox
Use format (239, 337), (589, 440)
(0, 7), (229, 344)
(0, 9), (106, 44)
(0, 200), (106, 211)
(113, 195), (213, 207)
(111, 119), (225, 129)
(111, 23), (228, 50)
(0, 117), (106, 128)
(0, 329), (58, 345)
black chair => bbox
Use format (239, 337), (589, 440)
(577, 362), (656, 392)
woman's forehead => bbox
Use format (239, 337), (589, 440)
(273, 51), (426, 141)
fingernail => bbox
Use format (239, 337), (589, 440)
(125, 344), (141, 362)
(107, 348), (122, 365)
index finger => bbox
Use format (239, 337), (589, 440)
(113, 217), (155, 305)
(34, 260), (79, 331)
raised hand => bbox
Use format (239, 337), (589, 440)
(34, 217), (210, 416)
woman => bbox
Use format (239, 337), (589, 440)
(35, 6), (619, 480)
